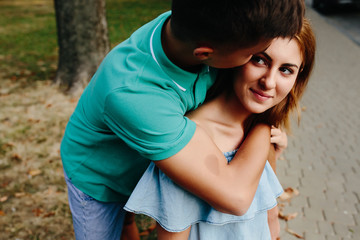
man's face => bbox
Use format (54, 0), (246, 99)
(203, 39), (273, 69)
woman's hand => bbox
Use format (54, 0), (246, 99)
(270, 126), (288, 160)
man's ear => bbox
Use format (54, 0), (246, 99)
(193, 47), (214, 60)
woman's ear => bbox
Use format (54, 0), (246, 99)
(193, 47), (214, 61)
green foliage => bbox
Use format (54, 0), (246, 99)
(0, 2), (58, 82)
(0, 0), (171, 82)
(0, 1), (170, 239)
(106, 0), (171, 46)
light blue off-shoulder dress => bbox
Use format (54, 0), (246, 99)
(124, 150), (283, 239)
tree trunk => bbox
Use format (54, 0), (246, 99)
(54, 0), (109, 95)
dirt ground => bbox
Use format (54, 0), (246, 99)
(0, 74), (157, 239)
(0, 78), (302, 240)
(0, 76), (78, 239)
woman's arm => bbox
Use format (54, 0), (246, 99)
(268, 127), (288, 240)
(155, 123), (270, 216)
(267, 144), (281, 240)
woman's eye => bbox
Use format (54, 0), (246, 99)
(252, 56), (265, 65)
(280, 67), (293, 75)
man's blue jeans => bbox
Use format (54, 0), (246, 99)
(64, 171), (126, 240)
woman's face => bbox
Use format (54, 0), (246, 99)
(234, 37), (302, 114)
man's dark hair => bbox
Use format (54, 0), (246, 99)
(171, 0), (305, 48)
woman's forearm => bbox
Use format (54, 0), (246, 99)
(155, 124), (270, 216)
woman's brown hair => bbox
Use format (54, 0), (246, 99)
(259, 18), (316, 133)
(206, 18), (316, 134)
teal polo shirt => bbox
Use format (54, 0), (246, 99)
(60, 11), (217, 202)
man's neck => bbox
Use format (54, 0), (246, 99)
(161, 18), (203, 73)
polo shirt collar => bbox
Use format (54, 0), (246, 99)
(150, 15), (210, 92)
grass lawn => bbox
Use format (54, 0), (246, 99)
(0, 0), (170, 239)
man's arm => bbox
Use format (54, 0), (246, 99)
(155, 123), (270, 216)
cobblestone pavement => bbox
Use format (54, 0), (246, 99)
(277, 7), (360, 240)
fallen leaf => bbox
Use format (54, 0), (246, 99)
(279, 192), (291, 201)
(0, 210), (5, 216)
(10, 153), (22, 162)
(37, 60), (45, 66)
(0, 196), (8, 202)
(14, 192), (26, 198)
(69, 98), (78, 103)
(28, 169), (42, 177)
(279, 211), (298, 221)
(284, 187), (299, 195)
(42, 211), (55, 218)
(27, 118), (41, 123)
(43, 186), (56, 195)
(32, 208), (43, 217)
(286, 228), (304, 239)
(1, 180), (11, 188)
(279, 187), (299, 202)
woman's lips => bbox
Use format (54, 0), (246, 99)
(250, 89), (272, 101)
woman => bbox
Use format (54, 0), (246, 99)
(124, 18), (316, 240)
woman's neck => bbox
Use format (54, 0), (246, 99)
(188, 94), (252, 152)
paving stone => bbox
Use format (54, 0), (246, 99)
(307, 195), (333, 210)
(324, 188), (346, 202)
(297, 183), (325, 198)
(343, 174), (360, 193)
(287, 216), (317, 236)
(336, 200), (358, 215)
(346, 224), (360, 239)
(318, 220), (336, 236)
(300, 175), (327, 191)
(353, 211), (360, 225)
(279, 232), (304, 240)
(304, 232), (326, 240)
(304, 206), (325, 221)
(332, 223), (356, 239)
(279, 204), (304, 218)
(325, 235), (342, 240)
(278, 176), (301, 189)
(289, 194), (309, 209)
(323, 209), (355, 226)
(271, 7), (360, 240)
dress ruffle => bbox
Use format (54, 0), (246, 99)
(124, 150), (283, 233)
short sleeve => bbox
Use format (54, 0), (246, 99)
(103, 86), (196, 160)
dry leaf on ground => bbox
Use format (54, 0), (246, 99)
(0, 196), (8, 202)
(28, 169), (42, 177)
(279, 211), (298, 221)
(279, 187), (299, 202)
(286, 228), (304, 239)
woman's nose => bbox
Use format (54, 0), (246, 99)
(259, 72), (276, 90)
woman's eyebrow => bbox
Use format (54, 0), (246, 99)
(262, 52), (272, 62)
(283, 63), (299, 69)
(262, 52), (299, 69)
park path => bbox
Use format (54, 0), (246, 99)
(277, 7), (360, 240)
